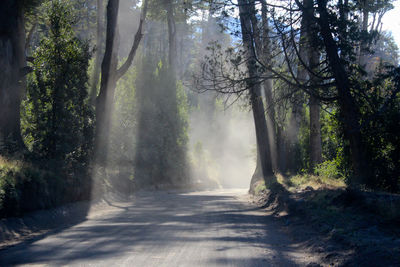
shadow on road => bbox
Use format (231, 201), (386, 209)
(0, 190), (320, 266)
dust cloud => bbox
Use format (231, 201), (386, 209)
(189, 96), (256, 189)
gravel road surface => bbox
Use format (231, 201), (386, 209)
(0, 189), (321, 266)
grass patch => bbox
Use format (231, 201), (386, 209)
(278, 173), (346, 192)
(254, 180), (267, 195)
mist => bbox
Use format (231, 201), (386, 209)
(189, 96), (256, 189)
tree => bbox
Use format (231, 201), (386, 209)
(0, 0), (30, 156)
(134, 0), (189, 188)
(23, 1), (93, 168)
(90, 0), (105, 105)
(94, 0), (148, 165)
(238, 0), (276, 187)
(313, 0), (371, 185)
(303, 0), (323, 170)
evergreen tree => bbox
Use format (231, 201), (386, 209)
(22, 1), (93, 170)
(134, 56), (189, 188)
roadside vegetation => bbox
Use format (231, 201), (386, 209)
(251, 168), (400, 265)
(0, 2), (399, 265)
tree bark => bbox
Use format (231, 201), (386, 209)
(95, 0), (147, 164)
(287, 5), (308, 171)
(260, 0), (279, 172)
(263, 79), (278, 171)
(315, 0), (370, 186)
(0, 0), (27, 156)
(359, 0), (369, 66)
(308, 50), (323, 171)
(90, 0), (105, 105)
(304, 0), (323, 170)
(95, 0), (119, 164)
(238, 0), (275, 187)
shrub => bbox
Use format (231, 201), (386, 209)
(314, 160), (344, 179)
(0, 157), (63, 217)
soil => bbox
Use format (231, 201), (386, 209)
(0, 193), (130, 250)
(250, 187), (400, 266)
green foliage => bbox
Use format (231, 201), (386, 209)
(176, 81), (189, 147)
(110, 65), (137, 165)
(134, 56), (189, 188)
(105, 65), (137, 192)
(314, 160), (344, 179)
(286, 173), (346, 190)
(22, 0), (93, 169)
(357, 66), (400, 191)
(0, 157), (63, 217)
(296, 104), (310, 172)
(4, 1), (95, 217)
(254, 181), (267, 195)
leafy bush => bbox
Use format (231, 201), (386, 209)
(0, 1), (94, 218)
(0, 157), (63, 217)
(314, 160), (344, 179)
(22, 1), (93, 167)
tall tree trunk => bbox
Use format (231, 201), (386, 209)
(95, 0), (119, 164)
(199, 4), (217, 122)
(238, 0), (275, 187)
(309, 95), (322, 170)
(166, 0), (177, 72)
(304, 0), (323, 170)
(90, 0), (105, 105)
(359, 0), (369, 66)
(287, 7), (308, 171)
(308, 50), (323, 171)
(263, 79), (279, 171)
(0, 0), (27, 156)
(166, 0), (188, 185)
(260, 0), (279, 172)
(315, 0), (370, 186)
(95, 0), (147, 165)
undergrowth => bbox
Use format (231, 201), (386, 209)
(0, 156), (64, 217)
(283, 173), (346, 191)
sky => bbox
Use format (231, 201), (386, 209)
(382, 0), (400, 47)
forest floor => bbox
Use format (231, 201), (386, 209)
(251, 180), (400, 266)
(0, 188), (399, 266)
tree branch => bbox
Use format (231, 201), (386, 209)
(116, 0), (148, 80)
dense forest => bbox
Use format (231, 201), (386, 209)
(0, 0), (399, 218)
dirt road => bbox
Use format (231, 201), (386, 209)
(0, 189), (322, 266)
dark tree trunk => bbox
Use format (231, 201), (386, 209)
(260, 0), (279, 172)
(95, 0), (119, 164)
(359, 0), (369, 66)
(304, 0), (323, 170)
(0, 0), (27, 156)
(315, 0), (370, 186)
(287, 8), (308, 171)
(238, 0), (275, 187)
(95, 0), (147, 165)
(247, 0), (279, 173)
